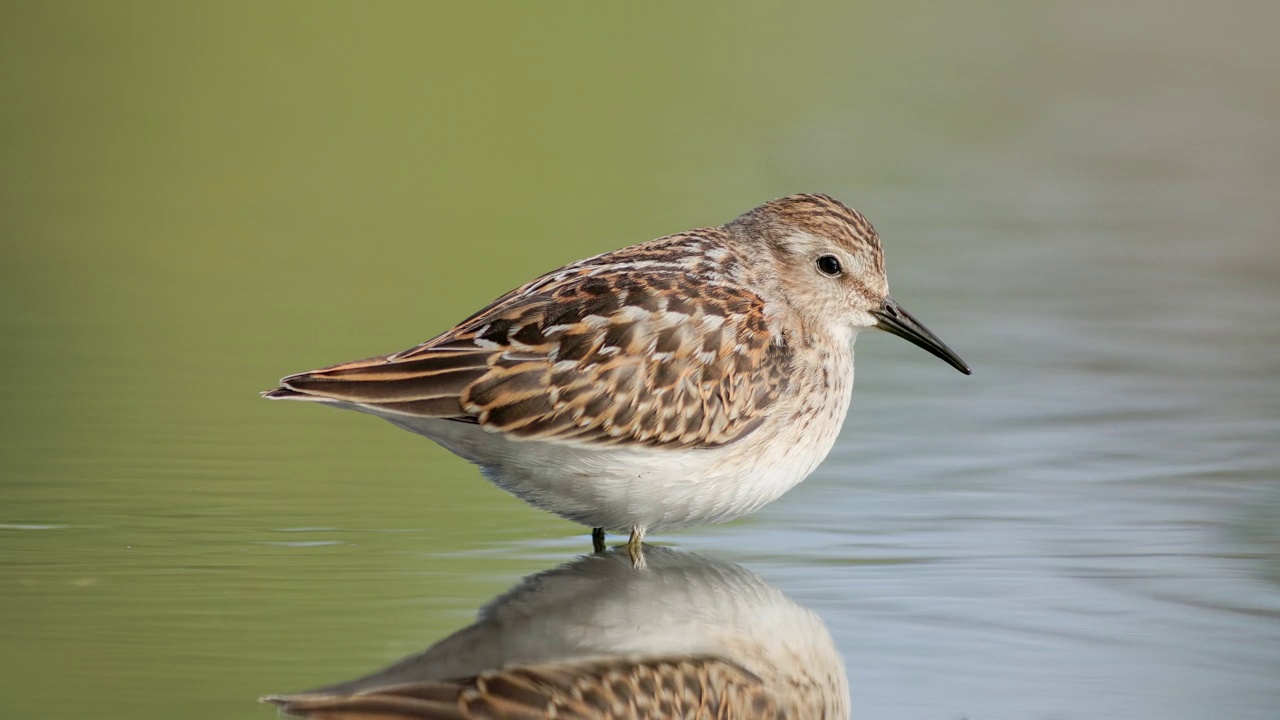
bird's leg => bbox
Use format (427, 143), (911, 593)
(591, 527), (606, 553)
(627, 526), (646, 569)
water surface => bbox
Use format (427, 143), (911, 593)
(2, 2), (1278, 718)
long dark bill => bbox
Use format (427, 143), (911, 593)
(871, 297), (972, 375)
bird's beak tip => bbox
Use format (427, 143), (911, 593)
(872, 298), (971, 376)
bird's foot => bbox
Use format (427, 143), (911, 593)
(627, 527), (646, 569)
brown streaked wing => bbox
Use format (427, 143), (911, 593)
(264, 655), (786, 719)
(271, 347), (494, 420)
(272, 261), (791, 449)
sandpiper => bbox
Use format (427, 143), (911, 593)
(265, 194), (970, 564)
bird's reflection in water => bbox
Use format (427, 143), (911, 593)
(266, 547), (849, 719)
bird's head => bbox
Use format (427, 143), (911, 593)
(729, 193), (971, 375)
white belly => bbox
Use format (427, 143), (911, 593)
(381, 369), (852, 532)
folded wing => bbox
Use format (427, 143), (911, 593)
(263, 655), (784, 719)
(266, 255), (792, 450)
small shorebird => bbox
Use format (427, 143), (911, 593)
(265, 547), (850, 719)
(265, 194), (970, 563)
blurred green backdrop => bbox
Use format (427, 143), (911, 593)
(4, 2), (1279, 719)
(3, 4), (1024, 715)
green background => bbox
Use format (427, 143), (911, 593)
(4, 2), (1279, 718)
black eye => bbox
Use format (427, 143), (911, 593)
(816, 255), (842, 276)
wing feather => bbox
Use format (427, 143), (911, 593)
(265, 655), (785, 719)
(267, 235), (792, 449)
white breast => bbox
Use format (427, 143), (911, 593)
(386, 341), (855, 533)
